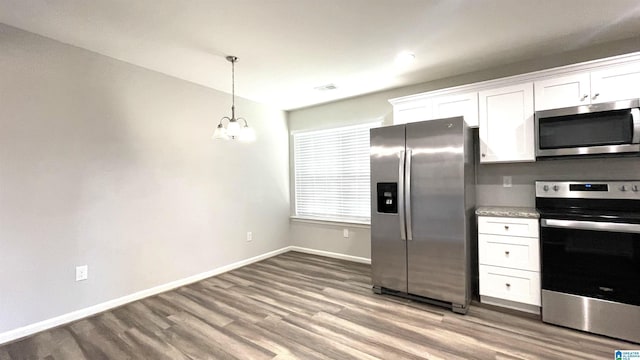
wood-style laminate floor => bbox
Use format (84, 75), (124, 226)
(0, 251), (635, 360)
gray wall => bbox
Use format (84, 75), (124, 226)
(477, 156), (640, 207)
(288, 35), (640, 259)
(0, 24), (290, 333)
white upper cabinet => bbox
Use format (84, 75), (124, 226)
(392, 98), (431, 124)
(431, 92), (479, 127)
(390, 55), (640, 164)
(534, 62), (640, 111)
(590, 62), (640, 103)
(534, 72), (590, 111)
(479, 82), (535, 163)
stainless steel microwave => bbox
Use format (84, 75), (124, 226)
(535, 99), (640, 158)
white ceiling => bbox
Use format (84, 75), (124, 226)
(1, 0), (640, 110)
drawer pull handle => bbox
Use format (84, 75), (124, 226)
(504, 250), (510, 256)
(504, 225), (509, 230)
(505, 283), (511, 288)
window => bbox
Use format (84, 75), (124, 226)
(293, 122), (379, 223)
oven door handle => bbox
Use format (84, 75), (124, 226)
(541, 218), (640, 234)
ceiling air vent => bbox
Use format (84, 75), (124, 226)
(314, 83), (337, 91)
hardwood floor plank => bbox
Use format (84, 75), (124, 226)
(168, 311), (275, 360)
(177, 285), (265, 324)
(256, 315), (379, 360)
(199, 276), (236, 290)
(282, 312), (426, 360)
(1, 251), (635, 360)
(229, 285), (316, 317)
(67, 319), (133, 360)
(0, 348), (10, 360)
(236, 278), (344, 314)
(123, 326), (189, 360)
(227, 316), (331, 360)
(157, 291), (233, 328)
(321, 286), (445, 322)
(216, 273), (255, 287)
(311, 311), (456, 360)
(197, 284), (291, 319)
(41, 327), (89, 360)
(162, 322), (239, 360)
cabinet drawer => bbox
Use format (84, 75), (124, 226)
(479, 265), (540, 306)
(478, 216), (539, 238)
(478, 234), (539, 271)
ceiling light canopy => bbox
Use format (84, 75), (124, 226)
(314, 83), (338, 91)
(395, 51), (416, 67)
(212, 56), (255, 142)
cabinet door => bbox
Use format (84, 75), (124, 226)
(432, 92), (479, 127)
(392, 98), (431, 124)
(479, 83), (535, 163)
(534, 72), (590, 111)
(590, 62), (640, 103)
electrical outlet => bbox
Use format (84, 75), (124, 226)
(503, 176), (512, 188)
(76, 265), (88, 281)
(246, 231), (253, 242)
(343, 229), (349, 238)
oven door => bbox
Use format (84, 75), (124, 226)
(540, 218), (640, 306)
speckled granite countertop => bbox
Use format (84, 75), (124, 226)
(475, 206), (539, 219)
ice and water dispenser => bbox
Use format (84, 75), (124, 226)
(376, 182), (398, 214)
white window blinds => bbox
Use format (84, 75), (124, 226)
(293, 122), (379, 223)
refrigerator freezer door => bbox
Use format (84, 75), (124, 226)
(371, 124), (407, 293)
(406, 117), (468, 306)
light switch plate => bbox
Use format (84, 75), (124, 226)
(343, 229), (349, 238)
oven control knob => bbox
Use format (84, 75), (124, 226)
(543, 185), (549, 191)
(553, 185), (559, 191)
(632, 185), (639, 192)
(620, 185), (628, 192)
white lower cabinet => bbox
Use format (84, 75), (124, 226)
(478, 216), (541, 313)
(479, 265), (541, 306)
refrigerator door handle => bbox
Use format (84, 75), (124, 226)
(398, 150), (407, 241)
(405, 149), (413, 241)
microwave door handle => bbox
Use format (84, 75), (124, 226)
(405, 149), (413, 241)
(398, 151), (407, 241)
(632, 108), (640, 143)
(541, 219), (640, 234)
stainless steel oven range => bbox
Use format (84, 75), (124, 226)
(536, 180), (640, 343)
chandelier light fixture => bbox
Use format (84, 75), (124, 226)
(212, 56), (255, 142)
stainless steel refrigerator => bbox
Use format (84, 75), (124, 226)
(370, 116), (475, 314)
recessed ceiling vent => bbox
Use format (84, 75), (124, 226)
(314, 83), (337, 91)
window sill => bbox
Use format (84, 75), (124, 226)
(290, 216), (371, 229)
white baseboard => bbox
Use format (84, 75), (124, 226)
(0, 245), (369, 345)
(289, 246), (371, 264)
(0, 246), (290, 346)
